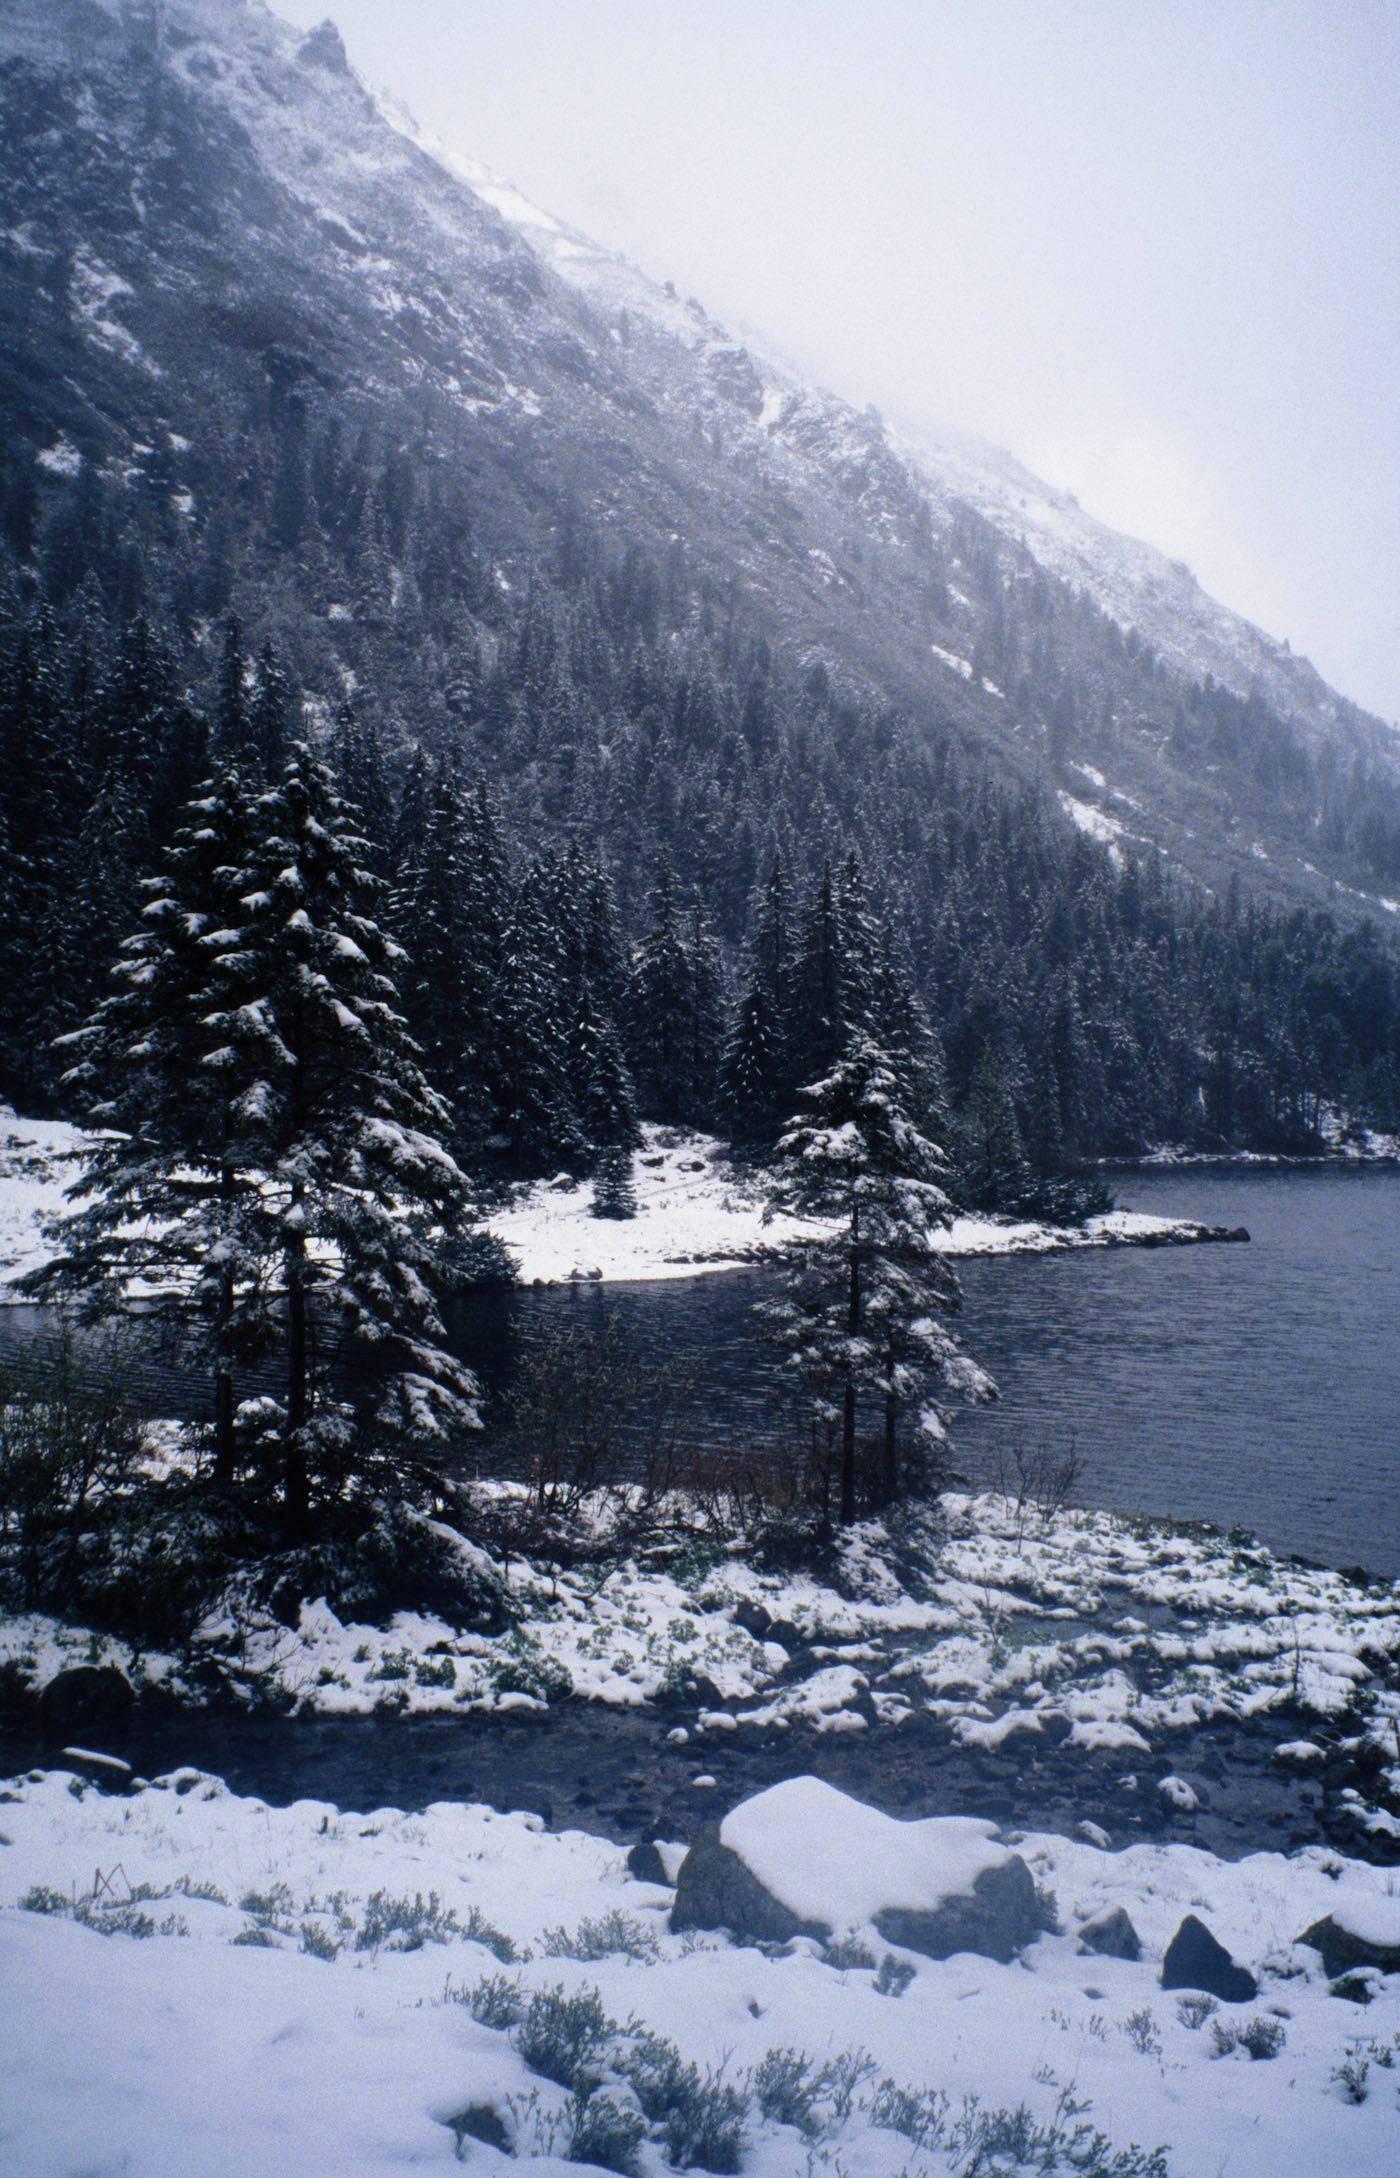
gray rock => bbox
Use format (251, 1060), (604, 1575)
(37, 1665), (135, 1733)
(59, 1746), (135, 1793)
(1160, 1914), (1258, 2002)
(445, 2104), (512, 2156)
(874, 1855), (1042, 1965)
(626, 1839), (669, 1886)
(671, 1804), (1042, 1964)
(1299, 1915), (1400, 1980)
(671, 1831), (826, 1943)
(1077, 1905), (1142, 1961)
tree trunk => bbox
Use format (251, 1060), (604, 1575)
(212, 1160), (235, 1488)
(284, 1190), (309, 1540)
(214, 1355), (235, 1488)
(839, 1203), (860, 1525)
(882, 1385), (899, 1503)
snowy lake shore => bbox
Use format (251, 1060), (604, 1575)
(467, 1129), (1249, 1286)
(4, 1490), (1396, 1862)
(0, 1113), (1249, 1297)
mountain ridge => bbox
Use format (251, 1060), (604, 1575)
(440, 128), (1378, 751)
(1, 0), (1397, 927)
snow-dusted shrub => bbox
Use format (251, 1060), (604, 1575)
(240, 1883), (294, 1923)
(1238, 2016), (1288, 2060)
(613, 2032), (747, 2172)
(543, 1909), (659, 1962)
(515, 1985), (619, 2090)
(822, 1932), (876, 1971)
(444, 2101), (513, 2160)
(873, 1952), (915, 1997)
(750, 2048), (825, 2135)
(1034, 1879), (1063, 1934)
(454, 1972), (525, 2029)
(1332, 2049), (1371, 2103)
(488, 1635), (573, 1704)
(1124, 2008), (1162, 2057)
(946, 2093), (1168, 2178)
(654, 2065), (748, 2173)
(18, 1886), (69, 1917)
(565, 2085), (648, 2175)
(354, 1890), (465, 1954)
(172, 1876), (230, 1905)
(1175, 1993), (1218, 2029)
(19, 1882), (185, 1940)
(298, 1920), (340, 1960)
(821, 2048), (878, 2124)
(231, 1922), (279, 1948)
(1210, 2014), (1286, 2061)
(870, 2081), (950, 2151)
(255, 1496), (510, 1634)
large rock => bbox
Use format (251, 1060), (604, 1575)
(874, 1856), (1039, 1965)
(1298, 1904), (1400, 1980)
(1078, 1905), (1142, 1961)
(672, 1832), (827, 1943)
(36, 1665), (135, 1734)
(1160, 1914), (1257, 2002)
(59, 1746), (135, 1793)
(671, 1777), (1043, 1963)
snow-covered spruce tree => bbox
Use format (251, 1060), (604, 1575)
(27, 765), (275, 1487)
(232, 744), (480, 1536)
(787, 859), (875, 1092)
(625, 858), (695, 1123)
(395, 760), (507, 1153)
(763, 1033), (991, 1525)
(495, 868), (587, 1176)
(958, 1040), (1032, 1213)
(569, 980), (640, 1152)
(719, 857), (794, 1144)
(591, 1143), (638, 1220)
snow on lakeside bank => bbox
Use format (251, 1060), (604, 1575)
(4, 1493), (1396, 1842)
(471, 1129), (1239, 1285)
(0, 1113), (1241, 1294)
(1, 1763), (1398, 2177)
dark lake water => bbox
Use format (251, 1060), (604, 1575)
(443, 1166), (1400, 1578)
(3, 1169), (1396, 1577)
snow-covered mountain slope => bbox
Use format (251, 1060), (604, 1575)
(441, 144), (1379, 754)
(3, 0), (1397, 924)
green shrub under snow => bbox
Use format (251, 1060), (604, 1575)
(473, 1983), (1171, 2178)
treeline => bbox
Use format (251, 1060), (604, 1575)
(1, 519), (1398, 1190)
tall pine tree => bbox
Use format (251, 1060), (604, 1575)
(763, 1033), (988, 1523)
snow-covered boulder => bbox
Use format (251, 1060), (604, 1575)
(1298, 1895), (1400, 1979)
(670, 1776), (1042, 1962)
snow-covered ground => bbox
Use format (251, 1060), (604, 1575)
(2, 1760), (1397, 2177)
(0, 1111), (83, 1291)
(487, 1130), (1232, 1285)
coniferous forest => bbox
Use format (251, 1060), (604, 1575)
(2, 444), (1398, 1210)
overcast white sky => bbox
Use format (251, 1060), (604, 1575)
(275, 0), (1399, 722)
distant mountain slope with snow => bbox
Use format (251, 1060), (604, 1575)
(441, 144), (1378, 752)
(2, 0), (1397, 925)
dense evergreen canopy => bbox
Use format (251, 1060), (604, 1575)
(1, 482), (1397, 1198)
